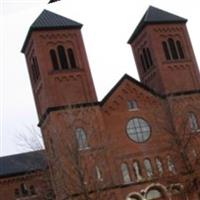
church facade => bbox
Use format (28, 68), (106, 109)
(0, 6), (200, 200)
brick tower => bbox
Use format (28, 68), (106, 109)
(22, 10), (100, 199)
(22, 10), (97, 119)
(128, 6), (200, 95)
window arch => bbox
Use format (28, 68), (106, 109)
(176, 40), (185, 59)
(133, 160), (142, 181)
(144, 159), (153, 177)
(57, 45), (69, 69)
(146, 48), (153, 66)
(167, 155), (176, 174)
(162, 38), (185, 61)
(143, 48), (150, 69)
(168, 38), (178, 60)
(50, 49), (59, 70)
(21, 183), (28, 196)
(188, 112), (199, 131)
(155, 157), (163, 176)
(75, 128), (89, 150)
(121, 163), (131, 184)
(146, 188), (164, 200)
(140, 54), (146, 72)
(95, 166), (103, 181)
(162, 41), (171, 60)
(67, 48), (77, 68)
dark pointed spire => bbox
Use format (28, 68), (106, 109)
(128, 6), (187, 43)
(30, 10), (82, 30)
(22, 10), (82, 53)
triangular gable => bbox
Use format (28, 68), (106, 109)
(101, 74), (164, 106)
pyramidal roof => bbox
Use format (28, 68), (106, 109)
(31, 10), (82, 30)
(22, 10), (82, 53)
(128, 6), (187, 43)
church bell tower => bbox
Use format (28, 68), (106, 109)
(22, 10), (97, 119)
(128, 6), (200, 95)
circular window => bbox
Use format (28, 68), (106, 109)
(126, 118), (151, 143)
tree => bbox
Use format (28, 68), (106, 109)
(153, 94), (200, 197)
(17, 105), (115, 200)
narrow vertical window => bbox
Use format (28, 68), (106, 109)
(95, 166), (103, 181)
(162, 41), (171, 60)
(21, 183), (28, 196)
(33, 57), (40, 80)
(176, 40), (185, 59)
(188, 112), (199, 131)
(68, 48), (77, 69)
(143, 48), (150, 69)
(75, 128), (89, 150)
(144, 159), (153, 177)
(133, 161), (142, 181)
(168, 38), (178, 59)
(30, 186), (36, 195)
(167, 155), (176, 174)
(15, 189), (20, 198)
(155, 157), (163, 176)
(50, 49), (59, 70)
(121, 163), (131, 184)
(31, 63), (37, 82)
(57, 45), (69, 69)
(140, 54), (146, 72)
(146, 48), (153, 66)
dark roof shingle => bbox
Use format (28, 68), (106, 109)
(0, 150), (47, 178)
(22, 10), (82, 53)
(128, 6), (187, 43)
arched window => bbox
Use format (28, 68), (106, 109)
(21, 183), (28, 196)
(146, 48), (153, 66)
(50, 49), (59, 70)
(95, 166), (103, 181)
(144, 159), (153, 177)
(57, 45), (69, 69)
(140, 54), (146, 72)
(33, 57), (40, 80)
(146, 188), (164, 200)
(75, 128), (89, 150)
(143, 48), (150, 69)
(188, 112), (199, 131)
(168, 38), (178, 60)
(176, 40), (185, 59)
(133, 161), (142, 181)
(162, 41), (171, 60)
(155, 157), (163, 176)
(67, 48), (77, 68)
(121, 163), (131, 184)
(167, 155), (176, 174)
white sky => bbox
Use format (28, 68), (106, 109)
(1, 0), (200, 156)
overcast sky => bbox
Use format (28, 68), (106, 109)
(1, 0), (200, 156)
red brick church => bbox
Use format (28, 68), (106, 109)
(1, 6), (200, 200)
